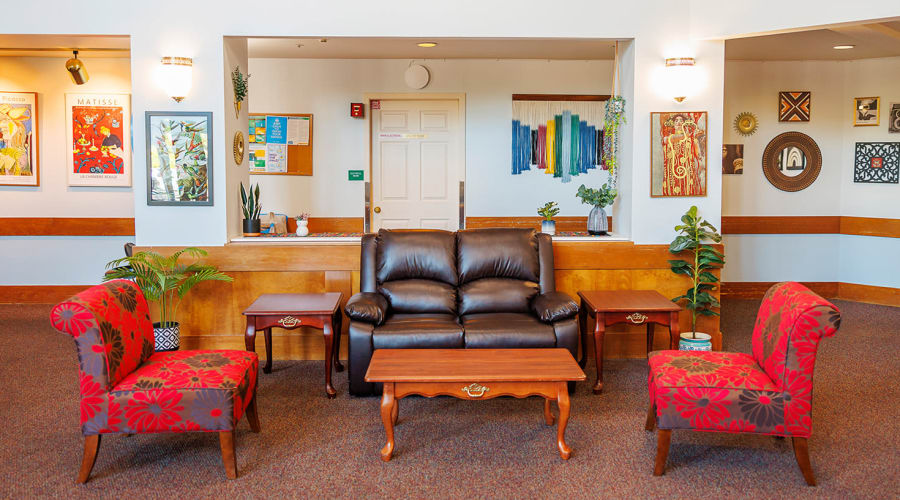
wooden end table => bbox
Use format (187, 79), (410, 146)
(577, 290), (681, 394)
(365, 348), (586, 461)
(243, 292), (344, 398)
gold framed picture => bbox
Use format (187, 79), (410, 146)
(650, 111), (708, 197)
(853, 97), (880, 126)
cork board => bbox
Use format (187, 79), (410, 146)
(248, 113), (313, 176)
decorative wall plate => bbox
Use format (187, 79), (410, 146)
(762, 132), (822, 192)
(233, 131), (245, 165)
(733, 112), (758, 136)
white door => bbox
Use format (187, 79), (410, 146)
(372, 99), (461, 230)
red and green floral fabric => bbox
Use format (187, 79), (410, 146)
(647, 282), (840, 438)
(51, 280), (259, 436)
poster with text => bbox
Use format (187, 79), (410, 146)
(66, 93), (131, 187)
(0, 91), (39, 186)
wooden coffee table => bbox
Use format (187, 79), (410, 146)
(243, 292), (343, 398)
(577, 290), (681, 394)
(365, 348), (586, 461)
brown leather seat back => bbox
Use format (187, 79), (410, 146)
(375, 229), (458, 314)
(457, 228), (541, 315)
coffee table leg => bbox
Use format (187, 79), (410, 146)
(323, 316), (337, 399)
(578, 300), (588, 368)
(263, 327), (273, 374)
(380, 383), (396, 461)
(669, 311), (680, 350)
(556, 381), (572, 459)
(592, 312), (606, 394)
(333, 310), (344, 372)
(543, 398), (555, 426)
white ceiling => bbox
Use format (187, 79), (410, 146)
(726, 21), (900, 61)
(0, 34), (129, 58)
(248, 37), (617, 60)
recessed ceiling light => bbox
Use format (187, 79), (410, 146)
(833, 44), (855, 50)
(417, 42), (438, 48)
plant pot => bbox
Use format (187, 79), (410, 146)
(153, 321), (180, 352)
(541, 219), (556, 235)
(242, 218), (260, 237)
(588, 205), (608, 235)
(234, 100), (242, 119)
(678, 332), (712, 351)
(296, 219), (310, 236)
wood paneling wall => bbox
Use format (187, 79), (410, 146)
(0, 217), (135, 236)
(466, 216), (613, 233)
(721, 216), (900, 238)
(721, 281), (899, 307)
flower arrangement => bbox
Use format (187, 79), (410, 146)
(537, 201), (560, 221)
(295, 213), (310, 222)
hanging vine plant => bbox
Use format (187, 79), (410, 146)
(602, 96), (626, 189)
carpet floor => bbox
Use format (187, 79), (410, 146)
(1, 298), (898, 499)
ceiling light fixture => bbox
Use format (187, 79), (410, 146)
(417, 42), (438, 48)
(65, 50), (89, 85)
(833, 44), (855, 50)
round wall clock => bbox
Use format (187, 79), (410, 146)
(734, 112), (759, 136)
(233, 131), (245, 165)
(762, 131), (822, 192)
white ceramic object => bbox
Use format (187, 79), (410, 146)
(404, 64), (430, 89)
(296, 219), (309, 236)
(541, 220), (556, 235)
(678, 332), (712, 351)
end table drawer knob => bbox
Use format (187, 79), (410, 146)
(461, 383), (489, 398)
(278, 316), (302, 327)
(626, 312), (648, 324)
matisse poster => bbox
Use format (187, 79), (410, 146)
(66, 93), (131, 186)
(0, 92), (39, 186)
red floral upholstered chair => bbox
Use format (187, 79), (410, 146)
(50, 280), (260, 483)
(645, 282), (840, 485)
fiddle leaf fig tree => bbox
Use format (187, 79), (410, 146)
(668, 206), (724, 338)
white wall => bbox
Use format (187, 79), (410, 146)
(721, 56), (900, 288)
(248, 58), (614, 219)
(0, 56), (134, 285)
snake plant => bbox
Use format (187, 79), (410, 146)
(240, 182), (261, 220)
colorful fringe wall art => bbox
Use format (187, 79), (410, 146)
(511, 98), (607, 183)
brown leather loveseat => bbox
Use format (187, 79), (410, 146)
(345, 228), (579, 396)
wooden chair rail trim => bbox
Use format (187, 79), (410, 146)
(465, 216), (613, 233)
(721, 216), (900, 238)
(0, 217), (135, 236)
(721, 281), (899, 307)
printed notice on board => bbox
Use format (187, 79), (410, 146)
(265, 116), (287, 145)
(266, 143), (287, 173)
(287, 116), (310, 145)
(249, 144), (266, 172)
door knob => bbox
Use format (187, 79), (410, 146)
(373, 206), (381, 213)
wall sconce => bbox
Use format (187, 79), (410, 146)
(665, 57), (695, 102)
(159, 57), (193, 102)
(65, 50), (89, 85)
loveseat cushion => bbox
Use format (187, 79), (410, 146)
(457, 228), (539, 284)
(373, 313), (464, 349)
(461, 313), (556, 348)
(458, 278), (539, 315)
(379, 279), (457, 315)
(375, 229), (457, 285)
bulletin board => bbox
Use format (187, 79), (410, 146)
(248, 113), (313, 176)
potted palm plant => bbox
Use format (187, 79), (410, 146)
(241, 182), (261, 236)
(668, 206), (725, 351)
(537, 201), (560, 235)
(103, 247), (233, 351)
(576, 183), (616, 235)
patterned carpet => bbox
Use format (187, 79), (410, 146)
(1, 298), (897, 498)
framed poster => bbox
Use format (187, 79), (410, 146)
(651, 111), (707, 197)
(0, 91), (39, 186)
(722, 144), (744, 174)
(853, 97), (879, 126)
(778, 91), (810, 122)
(66, 93), (131, 186)
(145, 111), (213, 206)
(889, 103), (900, 133)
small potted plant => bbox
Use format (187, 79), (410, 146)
(240, 182), (261, 236)
(576, 183), (616, 235)
(103, 248), (233, 351)
(668, 206), (725, 351)
(295, 213), (310, 236)
(537, 201), (560, 235)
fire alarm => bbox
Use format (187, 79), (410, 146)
(350, 102), (364, 118)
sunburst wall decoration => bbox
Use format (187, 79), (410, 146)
(733, 112), (758, 136)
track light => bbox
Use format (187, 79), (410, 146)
(65, 50), (89, 85)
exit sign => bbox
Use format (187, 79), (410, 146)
(348, 170), (364, 181)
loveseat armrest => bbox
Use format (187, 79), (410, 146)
(345, 292), (389, 325)
(532, 291), (579, 323)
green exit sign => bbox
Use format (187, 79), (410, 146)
(348, 170), (364, 181)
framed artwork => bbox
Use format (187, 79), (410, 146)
(853, 97), (879, 126)
(853, 142), (899, 184)
(0, 91), (39, 186)
(778, 91), (811, 122)
(66, 93), (131, 187)
(650, 111), (707, 197)
(722, 144), (744, 174)
(146, 111), (213, 206)
(889, 103), (900, 133)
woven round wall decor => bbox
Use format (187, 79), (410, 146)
(761, 131), (822, 192)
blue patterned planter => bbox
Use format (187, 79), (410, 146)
(541, 220), (556, 235)
(678, 332), (712, 351)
